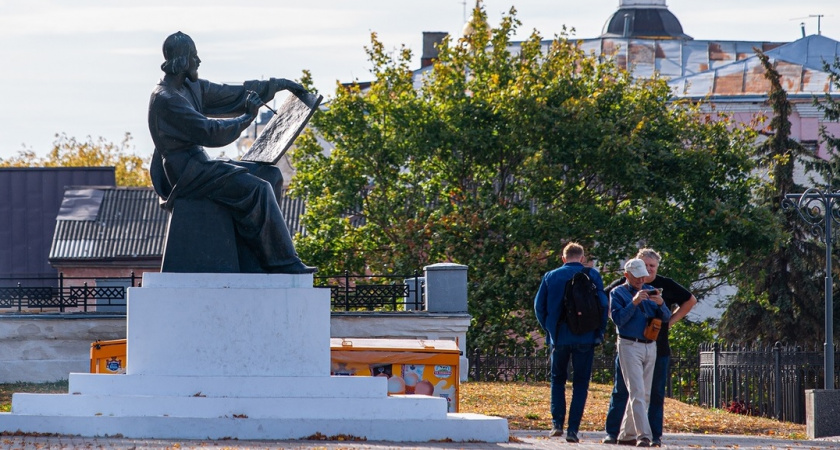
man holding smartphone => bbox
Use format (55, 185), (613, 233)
(603, 249), (697, 446)
(609, 258), (672, 447)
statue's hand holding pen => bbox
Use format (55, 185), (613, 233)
(245, 90), (264, 116)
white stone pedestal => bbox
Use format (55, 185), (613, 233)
(0, 273), (508, 442)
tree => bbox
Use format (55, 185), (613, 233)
(0, 132), (150, 187)
(291, 6), (773, 352)
(718, 50), (828, 345)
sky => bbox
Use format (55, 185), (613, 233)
(1, 0), (839, 160)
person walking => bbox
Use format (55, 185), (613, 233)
(603, 249), (697, 446)
(609, 258), (672, 447)
(534, 242), (609, 443)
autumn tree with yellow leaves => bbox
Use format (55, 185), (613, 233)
(0, 132), (150, 187)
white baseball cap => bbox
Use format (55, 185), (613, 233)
(624, 258), (649, 278)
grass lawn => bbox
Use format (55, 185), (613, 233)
(461, 381), (807, 440)
(1, 380), (806, 440)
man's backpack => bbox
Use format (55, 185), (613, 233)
(561, 268), (603, 335)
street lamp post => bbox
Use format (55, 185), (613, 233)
(783, 188), (837, 390)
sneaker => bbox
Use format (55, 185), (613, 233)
(651, 438), (661, 447)
(618, 439), (638, 446)
(602, 436), (618, 444)
(636, 437), (651, 447)
(549, 427), (563, 437)
(565, 430), (579, 443)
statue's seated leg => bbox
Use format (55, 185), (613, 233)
(229, 160), (284, 200)
(162, 198), (259, 273)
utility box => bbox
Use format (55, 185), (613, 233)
(330, 338), (461, 412)
(90, 339), (127, 374)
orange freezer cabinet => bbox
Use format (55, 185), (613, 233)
(330, 338), (461, 412)
(90, 338), (127, 374)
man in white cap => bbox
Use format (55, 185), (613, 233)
(609, 258), (672, 447)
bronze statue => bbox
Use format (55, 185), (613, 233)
(148, 31), (316, 274)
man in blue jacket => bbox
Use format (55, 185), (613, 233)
(534, 242), (608, 443)
(609, 258), (672, 447)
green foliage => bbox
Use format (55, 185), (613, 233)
(0, 132), (150, 187)
(719, 51), (829, 345)
(669, 319), (718, 403)
(670, 319), (718, 357)
(292, 6), (772, 352)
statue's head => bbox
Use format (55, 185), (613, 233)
(161, 31), (199, 81)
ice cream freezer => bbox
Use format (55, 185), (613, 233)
(90, 339), (127, 374)
(329, 338), (461, 412)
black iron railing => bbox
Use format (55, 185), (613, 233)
(315, 270), (425, 312)
(468, 346), (700, 404)
(698, 342), (840, 424)
(0, 273), (138, 313)
(1, 271), (426, 314)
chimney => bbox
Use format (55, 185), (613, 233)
(421, 32), (448, 68)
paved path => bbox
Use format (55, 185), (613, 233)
(1, 431), (839, 449)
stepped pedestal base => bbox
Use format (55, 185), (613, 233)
(0, 273), (508, 442)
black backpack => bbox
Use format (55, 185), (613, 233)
(561, 267), (603, 335)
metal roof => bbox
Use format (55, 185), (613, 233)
(49, 187), (167, 262)
(0, 167), (116, 280)
(573, 38), (785, 80)
(668, 35), (840, 98)
(278, 193), (307, 237)
(600, 5), (692, 40)
(49, 187), (308, 262)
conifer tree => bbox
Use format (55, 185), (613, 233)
(719, 51), (827, 344)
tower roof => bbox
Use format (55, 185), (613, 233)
(600, 0), (692, 40)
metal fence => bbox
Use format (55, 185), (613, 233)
(1, 271), (426, 314)
(698, 342), (840, 424)
(0, 273), (138, 313)
(468, 346), (701, 404)
(315, 271), (425, 312)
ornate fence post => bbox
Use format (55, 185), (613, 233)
(713, 342), (720, 409)
(783, 189), (837, 390)
(343, 270), (350, 311)
(59, 272), (65, 313)
(774, 341), (782, 420)
(472, 348), (481, 382)
(82, 281), (89, 312)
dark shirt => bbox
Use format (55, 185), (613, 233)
(607, 274), (693, 356)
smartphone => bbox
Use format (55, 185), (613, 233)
(646, 289), (661, 296)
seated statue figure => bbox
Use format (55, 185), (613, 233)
(148, 31), (316, 274)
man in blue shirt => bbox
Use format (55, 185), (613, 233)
(610, 258), (672, 447)
(534, 242), (608, 443)
(603, 249), (697, 446)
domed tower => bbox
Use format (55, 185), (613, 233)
(600, 0), (692, 40)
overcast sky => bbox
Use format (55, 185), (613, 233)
(1, 0), (839, 160)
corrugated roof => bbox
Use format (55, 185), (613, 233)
(50, 187), (167, 261)
(278, 193), (307, 237)
(49, 187), (308, 261)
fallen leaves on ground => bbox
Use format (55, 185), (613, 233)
(460, 381), (806, 440)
